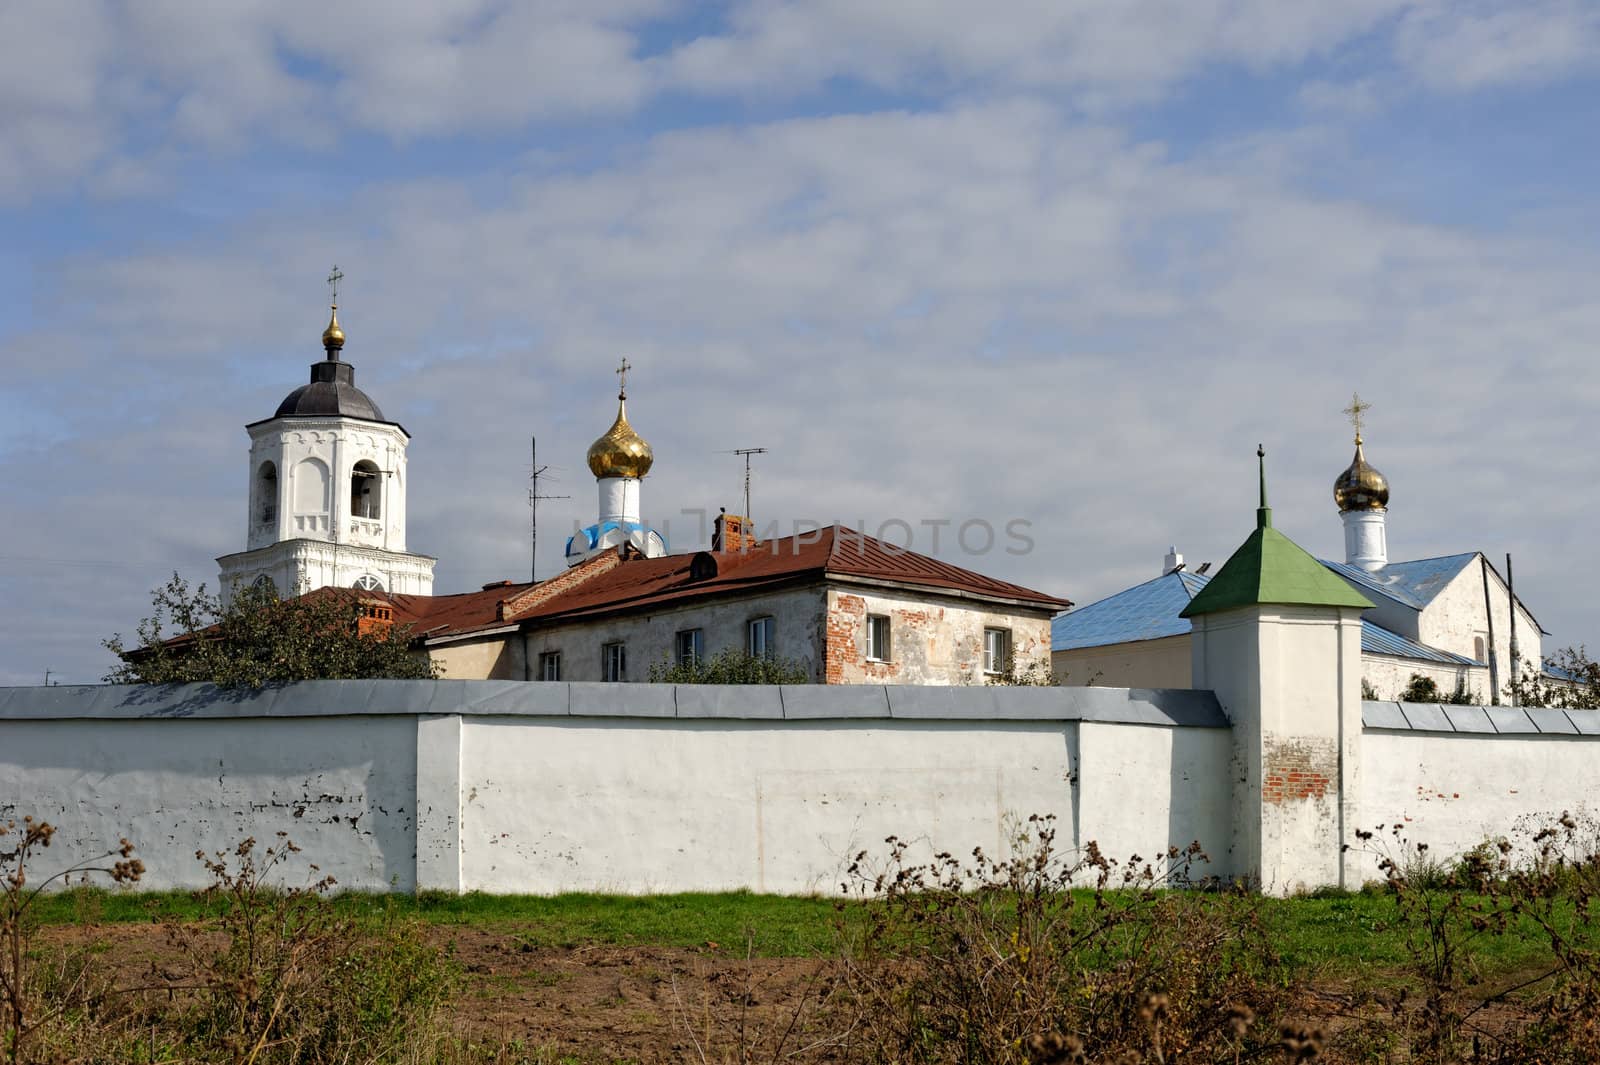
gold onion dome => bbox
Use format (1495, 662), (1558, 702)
(321, 304), (345, 352)
(1334, 436), (1389, 512)
(587, 395), (654, 479)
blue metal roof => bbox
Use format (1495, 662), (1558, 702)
(1051, 570), (1209, 650)
(1361, 622), (1481, 666)
(1319, 553), (1478, 610)
(1052, 568), (1478, 667)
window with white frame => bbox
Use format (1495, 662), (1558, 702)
(603, 642), (626, 682)
(983, 627), (1013, 674)
(676, 628), (704, 666)
(748, 616), (775, 657)
(539, 651), (561, 682)
(866, 614), (891, 662)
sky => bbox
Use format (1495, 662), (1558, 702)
(3, 0), (1599, 686)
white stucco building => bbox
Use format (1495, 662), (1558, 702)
(215, 296), (435, 599)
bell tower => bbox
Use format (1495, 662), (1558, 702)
(217, 268), (436, 599)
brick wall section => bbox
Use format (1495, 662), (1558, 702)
(1262, 738), (1334, 805)
(498, 550), (624, 621)
(825, 592), (865, 684)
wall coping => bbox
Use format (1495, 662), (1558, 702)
(0, 681), (1228, 728)
(1362, 699), (1600, 737)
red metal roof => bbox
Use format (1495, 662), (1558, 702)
(392, 526), (1069, 640)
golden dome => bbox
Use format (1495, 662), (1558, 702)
(587, 397), (653, 479)
(1334, 437), (1389, 512)
(322, 304), (345, 353)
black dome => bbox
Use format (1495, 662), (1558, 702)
(273, 358), (386, 421)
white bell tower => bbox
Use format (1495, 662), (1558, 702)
(217, 268), (436, 599)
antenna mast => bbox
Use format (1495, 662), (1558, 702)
(528, 436), (569, 584)
(732, 448), (768, 529)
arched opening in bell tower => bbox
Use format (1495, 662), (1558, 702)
(255, 461), (278, 526)
(351, 461), (381, 519)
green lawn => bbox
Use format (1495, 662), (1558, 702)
(26, 885), (1579, 986)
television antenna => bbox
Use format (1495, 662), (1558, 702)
(528, 436), (569, 584)
(718, 447), (768, 531)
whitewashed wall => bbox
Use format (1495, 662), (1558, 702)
(0, 715), (418, 891)
(0, 682), (1230, 894)
(1359, 701), (1600, 875)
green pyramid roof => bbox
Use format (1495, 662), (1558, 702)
(1180, 447), (1375, 619)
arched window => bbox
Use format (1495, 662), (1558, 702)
(351, 461), (381, 519)
(1474, 636), (1487, 663)
(255, 461), (278, 525)
(252, 573), (278, 597)
(294, 458), (329, 513)
(352, 574), (384, 591)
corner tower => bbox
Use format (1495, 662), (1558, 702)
(565, 359), (668, 567)
(217, 268), (436, 599)
(1333, 392), (1390, 572)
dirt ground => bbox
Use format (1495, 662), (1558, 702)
(34, 923), (1543, 1063)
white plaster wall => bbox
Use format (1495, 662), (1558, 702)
(457, 717), (1076, 893)
(1053, 635), (1193, 689)
(1359, 730), (1599, 878)
(1075, 721), (1233, 880)
(524, 587), (828, 682)
(1361, 657), (1486, 703)
(827, 586), (1053, 685)
(1419, 562), (1541, 699)
(0, 717), (418, 891)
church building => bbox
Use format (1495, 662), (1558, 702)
(216, 273), (436, 599)
(1052, 398), (1547, 703)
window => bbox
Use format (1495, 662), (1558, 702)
(351, 460), (381, 519)
(255, 461), (278, 525)
(866, 614), (891, 662)
(539, 651), (562, 682)
(983, 627), (1013, 674)
(603, 642), (627, 682)
(252, 573), (277, 596)
(351, 574), (384, 591)
(748, 616), (775, 657)
(676, 628), (704, 666)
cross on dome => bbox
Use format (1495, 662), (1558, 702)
(616, 357), (631, 399)
(1343, 392), (1371, 444)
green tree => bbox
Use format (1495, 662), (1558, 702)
(104, 573), (438, 686)
(1509, 646), (1600, 709)
(647, 647), (811, 684)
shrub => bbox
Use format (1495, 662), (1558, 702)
(833, 815), (1289, 1064)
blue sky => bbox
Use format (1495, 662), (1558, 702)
(3, 0), (1599, 684)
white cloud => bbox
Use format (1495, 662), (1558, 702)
(1395, 0), (1600, 90)
(7, 99), (1600, 683)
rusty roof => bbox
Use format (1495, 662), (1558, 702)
(393, 526), (1069, 641)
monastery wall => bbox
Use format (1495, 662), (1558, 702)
(1358, 700), (1600, 874)
(0, 682), (1230, 895)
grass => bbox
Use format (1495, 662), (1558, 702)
(27, 884), (1582, 986)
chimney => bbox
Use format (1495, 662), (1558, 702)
(1163, 547), (1184, 576)
(356, 601), (395, 638)
(713, 509), (753, 553)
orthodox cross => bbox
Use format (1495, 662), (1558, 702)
(327, 264), (345, 305)
(1343, 392), (1371, 443)
(616, 357), (632, 399)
